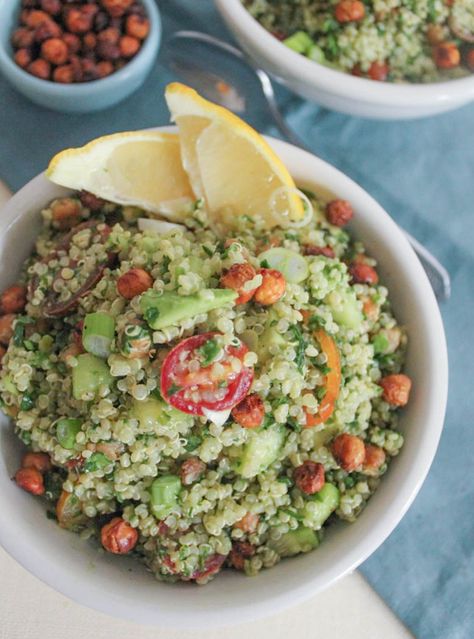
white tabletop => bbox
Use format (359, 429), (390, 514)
(0, 182), (412, 639)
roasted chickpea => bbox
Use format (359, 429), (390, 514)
(332, 433), (366, 471)
(117, 268), (153, 299)
(303, 244), (335, 258)
(97, 26), (120, 44)
(426, 24), (445, 45)
(96, 60), (114, 77)
(11, 27), (35, 49)
(41, 38), (69, 65)
(82, 31), (97, 51)
(326, 199), (353, 226)
(40, 0), (61, 16)
(234, 512), (259, 533)
(101, 517), (138, 554)
(125, 14), (149, 39)
(363, 444), (386, 476)
(220, 262), (258, 304)
(22, 452), (52, 473)
(379, 374), (412, 407)
(335, 0), (365, 23)
(433, 42), (460, 69)
(229, 541), (255, 570)
(62, 32), (81, 54)
(368, 61), (389, 81)
(349, 262), (379, 285)
(0, 285), (27, 315)
(231, 394), (265, 429)
(101, 0), (134, 18)
(33, 19), (62, 43)
(362, 296), (379, 322)
(51, 198), (81, 229)
(293, 460), (325, 495)
(119, 34), (140, 57)
(25, 10), (50, 28)
(254, 268), (286, 305)
(180, 457), (206, 486)
(0, 314), (16, 345)
(65, 5), (97, 34)
(96, 41), (120, 60)
(14, 48), (32, 69)
(53, 64), (74, 83)
(15, 467), (44, 496)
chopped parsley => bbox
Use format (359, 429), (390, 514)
(84, 452), (111, 473)
(167, 383), (182, 396)
(197, 338), (222, 367)
(185, 435), (202, 452)
(260, 259), (270, 269)
(289, 324), (306, 373)
(144, 307), (160, 324)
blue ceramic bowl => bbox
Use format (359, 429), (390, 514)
(0, 0), (161, 113)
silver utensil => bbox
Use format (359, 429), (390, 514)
(165, 30), (451, 302)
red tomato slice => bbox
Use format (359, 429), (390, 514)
(160, 332), (254, 416)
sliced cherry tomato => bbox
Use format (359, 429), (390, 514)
(305, 329), (341, 428)
(161, 332), (253, 416)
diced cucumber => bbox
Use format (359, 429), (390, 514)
(140, 289), (237, 330)
(150, 475), (181, 520)
(257, 326), (286, 361)
(259, 247), (309, 284)
(269, 526), (320, 557)
(130, 397), (190, 430)
(301, 483), (340, 529)
(236, 424), (285, 479)
(325, 289), (363, 330)
(72, 354), (112, 400)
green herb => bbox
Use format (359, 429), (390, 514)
(167, 383), (182, 396)
(326, 34), (340, 59)
(44, 472), (64, 501)
(144, 307), (160, 324)
(373, 333), (390, 355)
(262, 414), (274, 429)
(18, 430), (32, 445)
(185, 435), (202, 452)
(322, 17), (338, 33)
(278, 477), (293, 487)
(84, 452), (111, 473)
(260, 259), (270, 269)
(20, 393), (34, 411)
(46, 510), (57, 521)
(289, 324), (306, 373)
(23, 339), (35, 351)
(286, 417), (302, 432)
(161, 255), (171, 275)
(308, 315), (326, 329)
(13, 317), (33, 347)
(197, 338), (222, 367)
(194, 198), (204, 210)
(150, 389), (163, 401)
(319, 364), (331, 375)
(202, 245), (213, 257)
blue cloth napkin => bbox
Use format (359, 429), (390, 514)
(0, 1), (473, 637)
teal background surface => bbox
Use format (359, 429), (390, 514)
(0, 1), (473, 637)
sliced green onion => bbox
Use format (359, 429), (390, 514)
(56, 418), (81, 449)
(84, 452), (111, 473)
(150, 475), (181, 520)
(82, 312), (115, 359)
(72, 353), (112, 400)
(259, 247), (309, 283)
(283, 31), (314, 54)
(197, 337), (222, 367)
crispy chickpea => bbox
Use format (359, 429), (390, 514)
(34, 20), (62, 43)
(229, 541), (255, 570)
(362, 296), (379, 322)
(50, 198), (81, 229)
(293, 460), (325, 495)
(22, 452), (52, 473)
(98, 26), (121, 44)
(41, 38), (69, 65)
(66, 5), (97, 34)
(433, 42), (460, 69)
(81, 58), (98, 81)
(96, 60), (114, 77)
(335, 0), (365, 23)
(82, 32), (97, 51)
(363, 444), (386, 476)
(15, 467), (44, 495)
(220, 262), (258, 304)
(40, 0), (61, 16)
(97, 41), (120, 60)
(102, 0), (134, 18)
(332, 433), (366, 472)
(63, 32), (81, 54)
(11, 27), (35, 49)
(0, 314), (16, 345)
(368, 61), (389, 81)
(27, 58), (51, 79)
(117, 268), (153, 299)
(235, 512), (259, 533)
(60, 342), (83, 363)
(303, 244), (335, 258)
(119, 35), (140, 57)
(101, 517), (138, 554)
(180, 457), (206, 486)
(94, 11), (110, 32)
(379, 374), (412, 407)
(25, 10), (50, 28)
(126, 14), (150, 39)
(231, 394), (265, 428)
(349, 262), (379, 285)
(0, 285), (27, 315)
(14, 48), (32, 69)
(426, 24), (445, 45)
(53, 64), (74, 83)
(351, 63), (363, 77)
(326, 199), (353, 226)
(254, 268), (286, 305)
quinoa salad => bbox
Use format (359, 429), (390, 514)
(244, 0), (474, 82)
(0, 189), (411, 584)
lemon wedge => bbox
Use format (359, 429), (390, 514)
(165, 82), (305, 230)
(46, 130), (194, 215)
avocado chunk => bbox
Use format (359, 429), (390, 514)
(301, 482), (340, 529)
(236, 424), (286, 479)
(325, 288), (363, 330)
(269, 526), (320, 557)
(140, 289), (237, 330)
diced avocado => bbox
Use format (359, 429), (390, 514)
(130, 397), (190, 431)
(140, 289), (237, 330)
(72, 354), (112, 400)
(236, 424), (285, 479)
(269, 526), (320, 557)
(301, 483), (340, 529)
(257, 326), (286, 361)
(283, 31), (314, 55)
(325, 289), (363, 330)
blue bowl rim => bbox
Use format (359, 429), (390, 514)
(0, 0), (161, 96)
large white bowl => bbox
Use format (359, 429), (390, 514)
(0, 132), (448, 628)
(215, 0), (474, 120)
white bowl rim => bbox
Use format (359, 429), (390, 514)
(215, 0), (474, 107)
(0, 130), (448, 628)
